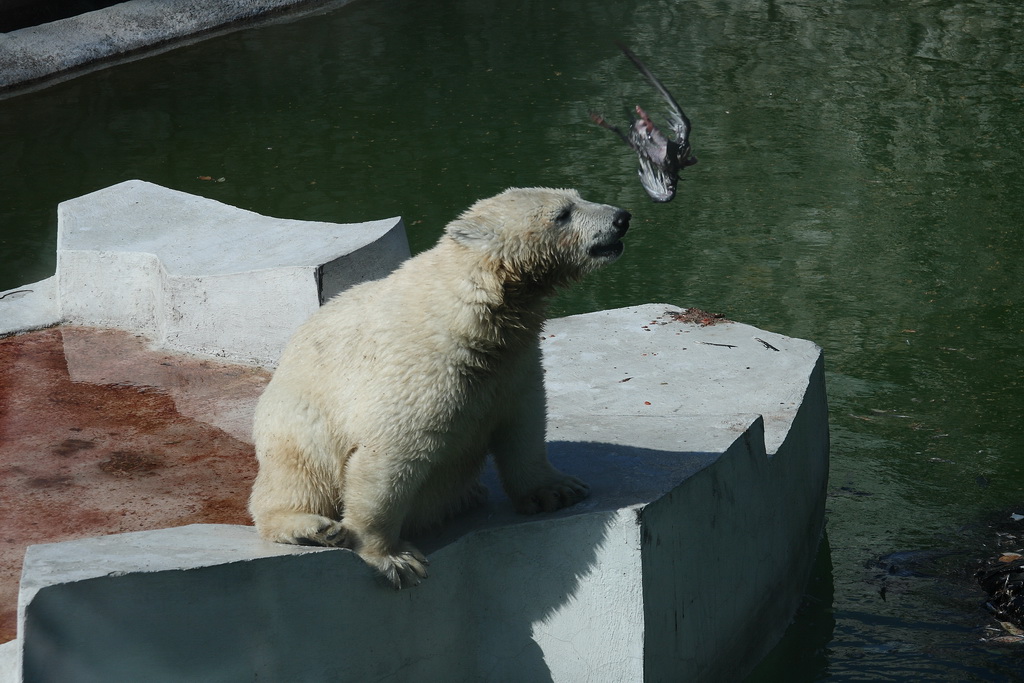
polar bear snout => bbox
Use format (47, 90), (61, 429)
(588, 208), (632, 261)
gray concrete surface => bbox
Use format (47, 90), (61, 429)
(0, 182), (829, 681)
(0, 0), (352, 93)
(0, 179), (410, 365)
(0, 642), (12, 683)
(10, 310), (827, 682)
(0, 278), (58, 334)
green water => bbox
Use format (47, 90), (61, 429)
(2, 0), (1023, 678)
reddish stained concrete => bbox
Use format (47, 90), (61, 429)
(0, 326), (270, 643)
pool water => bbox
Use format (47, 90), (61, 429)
(2, 0), (1023, 678)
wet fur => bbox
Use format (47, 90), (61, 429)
(249, 188), (629, 587)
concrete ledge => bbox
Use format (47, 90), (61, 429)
(0, 0), (350, 93)
(0, 179), (411, 364)
(0, 278), (59, 334)
(13, 304), (828, 681)
(0, 641), (13, 683)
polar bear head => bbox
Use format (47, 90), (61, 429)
(446, 188), (632, 288)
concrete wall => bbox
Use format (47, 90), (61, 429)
(0, 0), (355, 93)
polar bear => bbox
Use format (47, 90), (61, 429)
(249, 188), (631, 587)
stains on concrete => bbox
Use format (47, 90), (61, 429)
(0, 325), (269, 642)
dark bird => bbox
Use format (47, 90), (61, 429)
(591, 43), (697, 202)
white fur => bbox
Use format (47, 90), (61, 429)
(249, 188), (629, 587)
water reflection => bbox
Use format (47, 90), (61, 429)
(1, 0), (1023, 677)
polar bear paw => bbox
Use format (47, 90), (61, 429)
(514, 475), (590, 514)
(362, 542), (430, 589)
(257, 513), (355, 548)
(291, 518), (354, 548)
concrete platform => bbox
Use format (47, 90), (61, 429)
(1, 179), (410, 365)
(0, 182), (828, 681)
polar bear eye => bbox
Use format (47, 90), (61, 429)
(555, 206), (573, 224)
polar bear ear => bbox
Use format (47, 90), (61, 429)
(446, 217), (498, 249)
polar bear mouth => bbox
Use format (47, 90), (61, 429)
(589, 240), (625, 259)
(589, 209), (631, 260)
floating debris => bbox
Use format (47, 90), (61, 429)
(977, 553), (1024, 633)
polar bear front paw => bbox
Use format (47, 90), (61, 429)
(514, 475), (590, 514)
(361, 542), (430, 589)
(292, 518), (354, 548)
(256, 512), (355, 548)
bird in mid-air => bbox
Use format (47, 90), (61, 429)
(591, 43), (697, 203)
